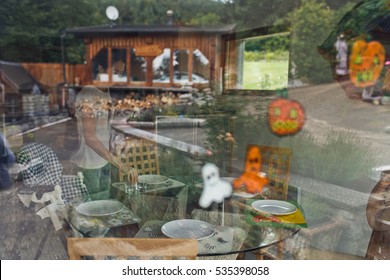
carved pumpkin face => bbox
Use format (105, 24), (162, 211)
(268, 98), (305, 136)
(349, 40), (385, 87)
(244, 146), (262, 174)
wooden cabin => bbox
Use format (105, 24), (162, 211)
(0, 60), (48, 121)
(66, 24), (235, 92)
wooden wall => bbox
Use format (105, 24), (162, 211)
(21, 33), (224, 90)
(22, 63), (88, 87)
(86, 33), (220, 88)
(88, 34), (217, 60)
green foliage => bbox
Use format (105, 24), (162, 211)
(189, 13), (221, 25)
(96, 0), (222, 25)
(243, 59), (289, 90)
(0, 0), (101, 62)
(287, 0), (336, 84)
(218, 0), (300, 29)
(245, 35), (290, 53)
(159, 148), (195, 179)
(244, 51), (289, 61)
(185, 95), (244, 176)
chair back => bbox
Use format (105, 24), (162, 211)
(248, 144), (292, 200)
(67, 237), (198, 260)
(113, 60), (125, 75)
(116, 137), (160, 181)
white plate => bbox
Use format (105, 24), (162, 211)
(138, 175), (169, 185)
(76, 200), (124, 217)
(251, 200), (297, 215)
(232, 191), (258, 198)
(161, 219), (216, 240)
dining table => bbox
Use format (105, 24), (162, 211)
(69, 175), (306, 257)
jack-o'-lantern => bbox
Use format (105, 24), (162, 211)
(244, 146), (262, 174)
(349, 40), (385, 88)
(233, 146), (269, 194)
(268, 98), (305, 136)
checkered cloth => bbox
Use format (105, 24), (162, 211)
(17, 143), (62, 186)
(17, 143), (90, 203)
(61, 174), (90, 204)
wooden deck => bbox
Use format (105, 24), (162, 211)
(0, 182), (68, 260)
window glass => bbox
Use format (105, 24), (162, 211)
(225, 32), (290, 90)
(192, 49), (209, 84)
(131, 48), (146, 82)
(173, 49), (189, 84)
(111, 48), (127, 82)
(153, 48), (171, 83)
(92, 48), (108, 81)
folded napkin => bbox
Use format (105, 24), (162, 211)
(245, 199), (307, 228)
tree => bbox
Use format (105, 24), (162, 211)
(96, 0), (223, 25)
(0, 0), (100, 62)
(218, 0), (300, 29)
(288, 0), (335, 84)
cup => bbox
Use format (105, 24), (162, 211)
(112, 182), (138, 195)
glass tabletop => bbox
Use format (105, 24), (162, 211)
(110, 178), (303, 256)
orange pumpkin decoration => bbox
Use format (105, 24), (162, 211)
(349, 40), (385, 88)
(233, 146), (269, 194)
(268, 98), (305, 136)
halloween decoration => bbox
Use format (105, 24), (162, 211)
(199, 163), (232, 208)
(233, 146), (269, 194)
(268, 98), (305, 136)
(349, 40), (385, 87)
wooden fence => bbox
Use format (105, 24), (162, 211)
(22, 63), (89, 87)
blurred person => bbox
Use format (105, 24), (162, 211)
(0, 133), (15, 189)
(335, 33), (348, 76)
(71, 85), (137, 200)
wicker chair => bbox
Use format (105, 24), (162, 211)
(113, 60), (125, 76)
(254, 144), (292, 201)
(67, 237), (197, 260)
(113, 137), (160, 182)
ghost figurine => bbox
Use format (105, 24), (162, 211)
(199, 163), (232, 208)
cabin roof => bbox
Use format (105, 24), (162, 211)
(0, 60), (43, 92)
(66, 24), (235, 37)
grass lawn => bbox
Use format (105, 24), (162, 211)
(243, 60), (289, 90)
